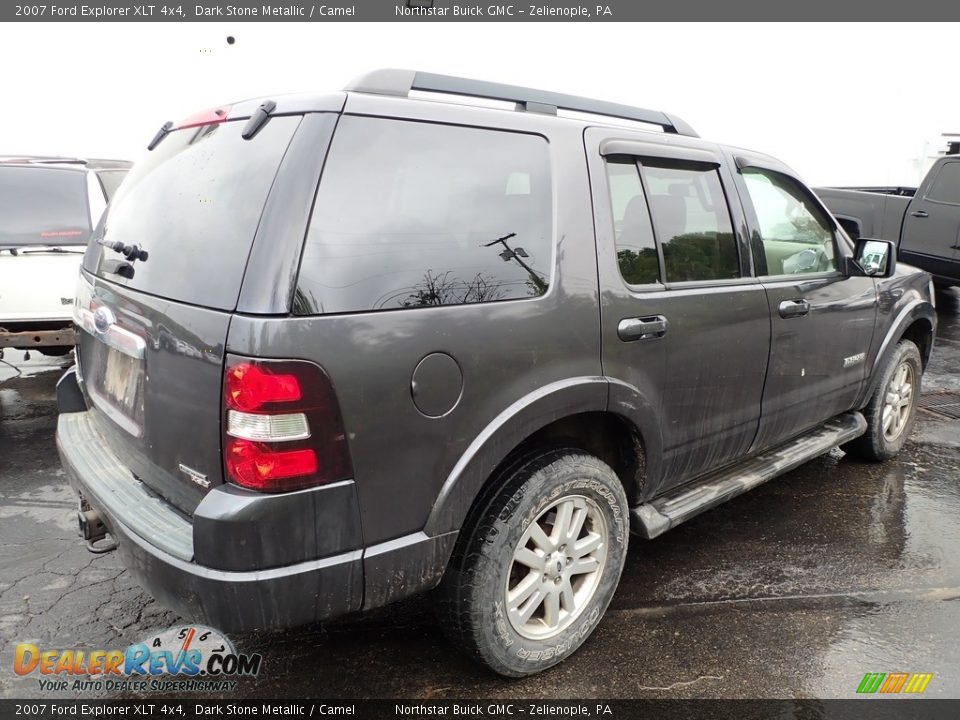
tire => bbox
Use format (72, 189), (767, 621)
(842, 339), (922, 461)
(39, 347), (72, 357)
(439, 448), (629, 677)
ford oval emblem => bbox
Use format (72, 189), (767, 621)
(93, 307), (115, 335)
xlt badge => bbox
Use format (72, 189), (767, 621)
(179, 464), (210, 489)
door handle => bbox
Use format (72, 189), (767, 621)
(618, 315), (668, 341)
(910, 210), (929, 218)
(778, 299), (810, 319)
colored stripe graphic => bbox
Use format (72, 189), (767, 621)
(857, 673), (886, 693)
(904, 673), (934, 694)
(880, 672), (908, 693)
(856, 672), (933, 694)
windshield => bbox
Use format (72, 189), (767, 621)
(0, 166), (91, 247)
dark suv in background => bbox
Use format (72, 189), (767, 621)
(56, 70), (936, 677)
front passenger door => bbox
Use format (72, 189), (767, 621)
(733, 157), (878, 452)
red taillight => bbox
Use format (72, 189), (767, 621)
(225, 363), (301, 412)
(222, 356), (352, 493)
(176, 105), (231, 130)
(225, 440), (319, 492)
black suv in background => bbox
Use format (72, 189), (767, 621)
(56, 70), (936, 677)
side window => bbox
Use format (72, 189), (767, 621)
(926, 162), (960, 205)
(640, 160), (739, 282)
(295, 117), (552, 315)
(606, 159), (659, 285)
(742, 168), (837, 276)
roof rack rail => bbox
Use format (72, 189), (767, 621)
(344, 69), (699, 138)
(0, 156), (132, 169)
(0, 155), (87, 165)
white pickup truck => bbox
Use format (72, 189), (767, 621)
(0, 157), (130, 357)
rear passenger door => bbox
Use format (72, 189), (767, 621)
(586, 129), (771, 494)
(729, 153), (878, 451)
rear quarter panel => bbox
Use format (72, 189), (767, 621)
(228, 96), (603, 545)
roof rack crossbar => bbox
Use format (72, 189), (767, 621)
(344, 69), (698, 138)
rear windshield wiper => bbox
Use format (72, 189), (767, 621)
(19, 245), (85, 254)
(97, 238), (148, 262)
(0, 245), (85, 255)
(97, 238), (148, 279)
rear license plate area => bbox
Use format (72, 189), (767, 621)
(87, 340), (145, 437)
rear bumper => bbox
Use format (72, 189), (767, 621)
(56, 406), (364, 632)
(0, 327), (76, 348)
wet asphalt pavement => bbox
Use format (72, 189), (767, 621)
(2, 290), (959, 701)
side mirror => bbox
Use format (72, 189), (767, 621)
(850, 238), (896, 278)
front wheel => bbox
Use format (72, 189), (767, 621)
(439, 449), (629, 677)
(842, 339), (922, 461)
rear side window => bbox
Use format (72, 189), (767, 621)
(926, 162), (960, 205)
(83, 116), (301, 311)
(0, 166), (91, 247)
(606, 159), (659, 285)
(640, 160), (739, 283)
(294, 117), (552, 315)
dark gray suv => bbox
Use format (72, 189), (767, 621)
(56, 70), (937, 677)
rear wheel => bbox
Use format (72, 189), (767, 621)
(842, 340), (921, 461)
(439, 448), (629, 677)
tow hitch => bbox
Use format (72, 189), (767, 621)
(77, 506), (117, 554)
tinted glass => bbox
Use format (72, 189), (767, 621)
(927, 162), (960, 204)
(83, 117), (300, 310)
(640, 161), (739, 282)
(606, 159), (659, 285)
(295, 117), (552, 315)
(742, 168), (837, 276)
(0, 166), (91, 247)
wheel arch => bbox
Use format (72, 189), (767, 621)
(423, 377), (662, 537)
(858, 299), (936, 408)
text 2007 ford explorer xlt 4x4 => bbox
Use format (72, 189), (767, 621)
(56, 70), (937, 677)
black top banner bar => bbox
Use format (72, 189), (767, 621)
(2, 0), (959, 21)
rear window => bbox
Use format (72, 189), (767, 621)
(83, 116), (301, 311)
(0, 166), (91, 247)
(294, 116), (552, 315)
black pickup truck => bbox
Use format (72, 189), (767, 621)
(817, 155), (960, 287)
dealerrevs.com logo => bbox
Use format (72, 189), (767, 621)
(14, 625), (262, 693)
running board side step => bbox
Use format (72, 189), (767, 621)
(631, 412), (867, 539)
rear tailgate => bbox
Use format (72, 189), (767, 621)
(76, 114), (304, 514)
(0, 252), (83, 322)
